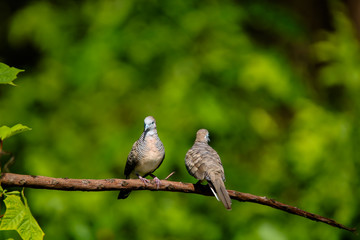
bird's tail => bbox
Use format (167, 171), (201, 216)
(117, 190), (132, 199)
(209, 173), (232, 210)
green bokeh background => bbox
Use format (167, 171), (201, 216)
(0, 0), (359, 239)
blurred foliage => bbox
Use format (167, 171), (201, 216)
(0, 189), (44, 240)
(0, 63), (23, 85)
(0, 123), (31, 141)
(0, 0), (359, 239)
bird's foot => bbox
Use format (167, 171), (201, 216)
(139, 176), (150, 185)
(153, 177), (161, 189)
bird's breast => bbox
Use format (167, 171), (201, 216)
(134, 152), (163, 176)
(134, 136), (164, 176)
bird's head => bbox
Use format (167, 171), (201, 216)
(195, 129), (210, 143)
(144, 116), (157, 132)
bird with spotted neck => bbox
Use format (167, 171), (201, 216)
(185, 129), (232, 210)
(118, 116), (165, 199)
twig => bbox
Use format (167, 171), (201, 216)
(0, 173), (356, 233)
(164, 171), (175, 180)
(3, 155), (15, 173)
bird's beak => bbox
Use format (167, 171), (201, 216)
(144, 123), (149, 132)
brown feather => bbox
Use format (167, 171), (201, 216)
(118, 116), (165, 199)
(185, 129), (232, 210)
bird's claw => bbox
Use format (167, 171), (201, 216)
(153, 177), (161, 189)
(139, 176), (150, 185)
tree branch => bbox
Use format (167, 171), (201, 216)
(0, 173), (356, 233)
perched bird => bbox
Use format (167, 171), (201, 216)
(185, 129), (232, 210)
(118, 116), (165, 199)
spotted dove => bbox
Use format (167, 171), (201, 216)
(185, 129), (232, 210)
(118, 116), (165, 199)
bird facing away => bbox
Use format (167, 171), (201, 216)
(118, 116), (165, 199)
(185, 129), (232, 210)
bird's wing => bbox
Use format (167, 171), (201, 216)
(124, 141), (140, 178)
(206, 145), (223, 166)
(203, 144), (226, 182)
(185, 143), (208, 180)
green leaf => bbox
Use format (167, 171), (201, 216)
(0, 193), (44, 240)
(0, 124), (32, 141)
(0, 63), (24, 86)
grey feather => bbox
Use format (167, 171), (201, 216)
(118, 116), (165, 199)
(185, 129), (232, 210)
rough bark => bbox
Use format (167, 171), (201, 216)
(0, 173), (356, 233)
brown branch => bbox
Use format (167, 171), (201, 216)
(0, 173), (356, 233)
